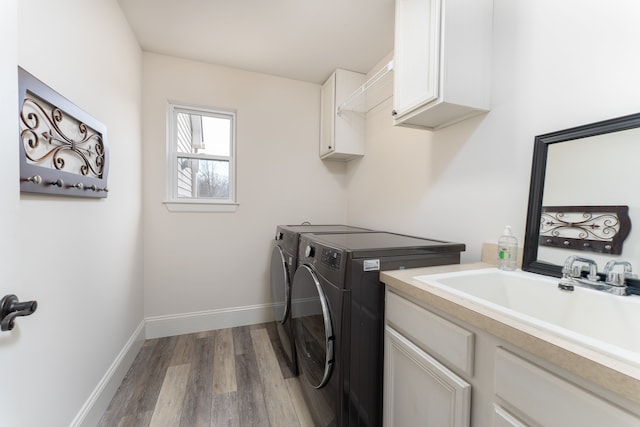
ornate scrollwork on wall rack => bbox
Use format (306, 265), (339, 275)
(539, 205), (631, 254)
(18, 67), (109, 198)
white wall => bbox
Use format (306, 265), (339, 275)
(15, 0), (143, 425)
(346, 0), (640, 264)
(0, 1), (23, 426)
(142, 53), (348, 331)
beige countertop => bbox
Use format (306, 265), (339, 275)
(380, 262), (640, 405)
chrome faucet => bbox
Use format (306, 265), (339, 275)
(603, 260), (636, 287)
(559, 256), (631, 296)
(562, 255), (599, 281)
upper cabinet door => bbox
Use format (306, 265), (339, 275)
(393, 0), (493, 130)
(320, 69), (366, 161)
(393, 0), (442, 117)
(320, 72), (336, 157)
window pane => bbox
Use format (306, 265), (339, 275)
(176, 112), (231, 156)
(202, 115), (231, 156)
(176, 157), (229, 199)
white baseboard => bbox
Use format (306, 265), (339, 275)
(71, 303), (274, 426)
(145, 302), (275, 339)
(71, 320), (146, 427)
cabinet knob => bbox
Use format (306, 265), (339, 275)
(391, 109), (398, 117)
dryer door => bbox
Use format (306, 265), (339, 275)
(291, 264), (334, 389)
(270, 245), (290, 324)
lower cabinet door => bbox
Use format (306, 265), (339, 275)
(495, 348), (640, 427)
(493, 404), (528, 427)
(384, 326), (471, 427)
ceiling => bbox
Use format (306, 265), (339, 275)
(117, 0), (395, 84)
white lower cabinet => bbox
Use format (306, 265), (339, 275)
(385, 289), (472, 427)
(494, 348), (640, 427)
(384, 326), (471, 427)
(492, 404), (527, 427)
(383, 289), (640, 426)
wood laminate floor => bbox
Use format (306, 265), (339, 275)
(98, 322), (314, 427)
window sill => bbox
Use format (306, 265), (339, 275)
(163, 200), (239, 213)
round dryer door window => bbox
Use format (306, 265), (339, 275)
(291, 264), (334, 389)
(270, 245), (290, 324)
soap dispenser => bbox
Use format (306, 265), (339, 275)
(497, 226), (518, 271)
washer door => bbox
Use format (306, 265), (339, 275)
(270, 245), (290, 324)
(291, 264), (334, 389)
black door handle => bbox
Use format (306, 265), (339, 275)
(0, 294), (37, 331)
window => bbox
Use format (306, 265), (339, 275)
(166, 104), (237, 212)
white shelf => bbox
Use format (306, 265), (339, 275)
(337, 59), (394, 115)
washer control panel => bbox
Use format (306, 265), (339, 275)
(321, 248), (342, 270)
(297, 235), (349, 287)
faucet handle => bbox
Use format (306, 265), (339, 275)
(562, 257), (580, 278)
(562, 255), (599, 280)
(606, 271), (626, 286)
(561, 265), (574, 278)
(562, 264), (596, 280)
(603, 259), (632, 274)
(569, 265), (582, 278)
(604, 260), (636, 287)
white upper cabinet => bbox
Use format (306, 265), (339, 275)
(393, 0), (493, 130)
(320, 69), (366, 161)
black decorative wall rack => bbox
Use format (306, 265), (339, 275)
(18, 67), (109, 198)
(539, 205), (631, 254)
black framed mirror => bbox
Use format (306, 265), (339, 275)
(522, 112), (640, 279)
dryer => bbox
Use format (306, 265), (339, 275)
(270, 224), (370, 375)
(291, 232), (465, 427)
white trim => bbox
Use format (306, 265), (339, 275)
(163, 200), (239, 213)
(71, 321), (146, 427)
(71, 304), (273, 424)
(145, 303), (275, 339)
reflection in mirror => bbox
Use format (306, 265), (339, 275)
(523, 113), (640, 280)
(539, 205), (631, 255)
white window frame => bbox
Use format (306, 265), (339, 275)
(164, 103), (238, 213)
